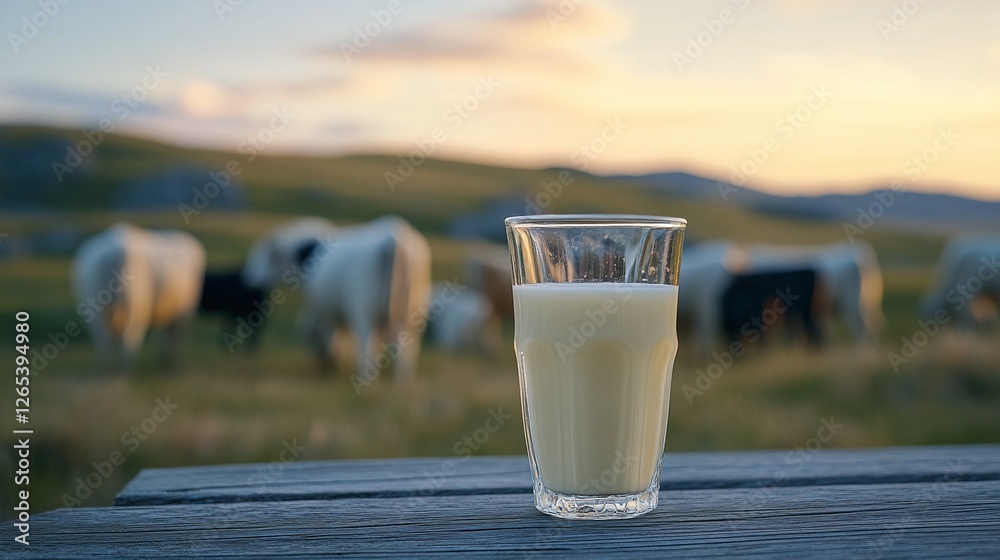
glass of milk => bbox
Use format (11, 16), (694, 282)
(505, 214), (686, 519)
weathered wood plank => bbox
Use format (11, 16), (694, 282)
(7, 480), (999, 558)
(115, 444), (1000, 506)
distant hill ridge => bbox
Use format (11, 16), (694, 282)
(1, 124), (996, 233)
(611, 172), (1000, 231)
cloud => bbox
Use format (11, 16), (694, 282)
(172, 75), (354, 119)
(4, 81), (274, 129)
(178, 80), (230, 118)
(496, 83), (734, 128)
(302, 0), (637, 132)
(2, 81), (279, 139)
(5, 86), (110, 114)
(313, 0), (629, 75)
(471, 0), (629, 41)
(4, 84), (169, 119)
(225, 75), (353, 98)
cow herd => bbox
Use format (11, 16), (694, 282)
(69, 219), (1000, 376)
(679, 240), (886, 353)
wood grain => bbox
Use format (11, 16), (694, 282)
(115, 444), (1000, 506)
(6, 479), (998, 559)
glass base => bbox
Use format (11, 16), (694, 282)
(533, 481), (659, 520)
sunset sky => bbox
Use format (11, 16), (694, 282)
(2, 0), (998, 199)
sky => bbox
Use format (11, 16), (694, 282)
(2, 0), (998, 199)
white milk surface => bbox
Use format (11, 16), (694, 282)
(513, 282), (679, 495)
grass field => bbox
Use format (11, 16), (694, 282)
(1, 127), (998, 516)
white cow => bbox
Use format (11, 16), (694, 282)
(677, 241), (746, 354)
(920, 235), (1000, 329)
(71, 223), (205, 370)
(426, 283), (500, 354)
(244, 216), (432, 382)
(743, 241), (885, 343)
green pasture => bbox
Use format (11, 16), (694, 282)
(0, 127), (997, 516)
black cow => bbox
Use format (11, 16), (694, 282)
(198, 268), (268, 351)
(720, 269), (825, 348)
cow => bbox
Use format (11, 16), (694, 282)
(742, 242), (885, 344)
(920, 234), (1000, 329)
(198, 268), (269, 351)
(425, 283), (500, 354)
(71, 223), (205, 371)
(677, 241), (746, 354)
(721, 269), (826, 348)
(244, 216), (432, 383)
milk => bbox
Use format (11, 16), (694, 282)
(513, 282), (679, 496)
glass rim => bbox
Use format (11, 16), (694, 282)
(505, 214), (687, 228)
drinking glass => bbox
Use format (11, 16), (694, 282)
(505, 214), (686, 519)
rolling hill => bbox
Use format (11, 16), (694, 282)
(0, 124), (989, 261)
(614, 171), (999, 231)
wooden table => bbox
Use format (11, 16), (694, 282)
(5, 445), (999, 558)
